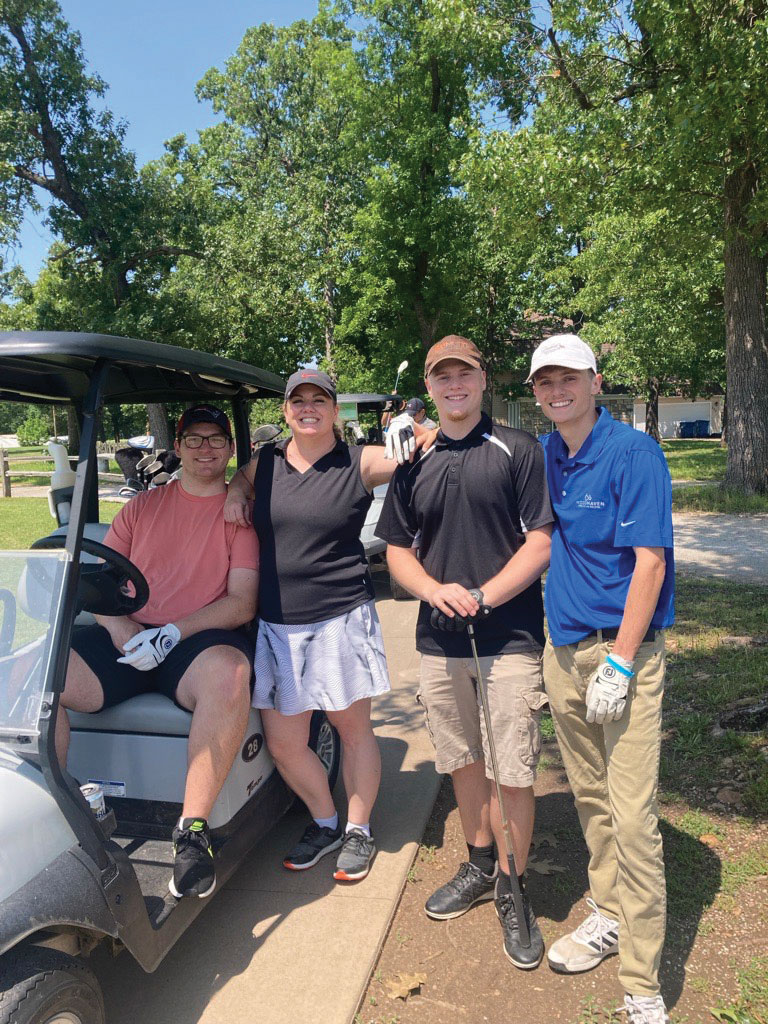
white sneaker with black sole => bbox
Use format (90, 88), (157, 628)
(547, 898), (619, 973)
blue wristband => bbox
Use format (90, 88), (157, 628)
(605, 655), (634, 678)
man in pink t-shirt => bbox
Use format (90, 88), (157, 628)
(57, 405), (259, 900)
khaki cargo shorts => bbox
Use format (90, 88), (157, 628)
(418, 650), (547, 787)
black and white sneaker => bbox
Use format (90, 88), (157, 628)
(495, 886), (544, 970)
(169, 818), (216, 899)
(547, 898), (619, 973)
(283, 822), (343, 871)
(333, 828), (376, 882)
(424, 861), (497, 920)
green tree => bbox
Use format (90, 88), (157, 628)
(573, 210), (725, 440)
(532, 0), (768, 491)
(0, 0), (206, 447)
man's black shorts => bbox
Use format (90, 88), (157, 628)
(71, 625), (255, 710)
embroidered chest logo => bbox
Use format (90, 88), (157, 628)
(576, 492), (606, 510)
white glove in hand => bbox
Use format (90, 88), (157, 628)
(585, 654), (634, 724)
(117, 623), (181, 671)
(384, 413), (416, 464)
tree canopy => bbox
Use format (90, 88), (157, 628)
(1, 0), (767, 490)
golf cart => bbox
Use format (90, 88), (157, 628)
(337, 391), (400, 554)
(336, 394), (413, 600)
(0, 332), (341, 1024)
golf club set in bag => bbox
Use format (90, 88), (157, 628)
(114, 435), (181, 498)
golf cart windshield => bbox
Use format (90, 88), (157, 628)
(0, 551), (68, 748)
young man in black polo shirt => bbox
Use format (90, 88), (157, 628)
(376, 335), (553, 969)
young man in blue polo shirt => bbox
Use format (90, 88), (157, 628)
(529, 335), (674, 1024)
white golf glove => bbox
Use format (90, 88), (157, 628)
(585, 654), (634, 724)
(117, 623), (181, 671)
(384, 413), (416, 464)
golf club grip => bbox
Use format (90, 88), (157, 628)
(467, 624), (531, 947)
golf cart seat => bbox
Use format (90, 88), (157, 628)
(68, 693), (192, 737)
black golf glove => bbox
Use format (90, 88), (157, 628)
(430, 590), (492, 632)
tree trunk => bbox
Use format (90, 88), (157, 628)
(324, 275), (336, 383)
(645, 377), (661, 442)
(723, 163), (768, 494)
(66, 405), (80, 457)
(720, 391), (727, 449)
(148, 404), (172, 450)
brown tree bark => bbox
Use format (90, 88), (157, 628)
(148, 404), (172, 451)
(644, 377), (661, 442)
(723, 163), (768, 494)
(66, 405), (80, 457)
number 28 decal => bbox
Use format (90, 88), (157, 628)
(242, 733), (264, 762)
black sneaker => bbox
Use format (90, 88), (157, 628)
(424, 861), (497, 920)
(495, 886), (545, 970)
(169, 819), (215, 899)
(283, 822), (343, 871)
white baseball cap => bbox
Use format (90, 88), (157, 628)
(526, 334), (598, 382)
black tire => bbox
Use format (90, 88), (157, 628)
(308, 711), (341, 791)
(389, 571), (414, 601)
(0, 946), (104, 1024)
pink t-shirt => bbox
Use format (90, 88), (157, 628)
(105, 480), (259, 625)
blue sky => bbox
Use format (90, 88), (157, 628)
(12, 0), (319, 279)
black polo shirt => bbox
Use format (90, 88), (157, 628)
(376, 414), (553, 657)
(252, 439), (375, 624)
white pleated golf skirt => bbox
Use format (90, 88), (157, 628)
(253, 600), (391, 715)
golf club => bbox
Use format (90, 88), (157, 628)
(383, 360), (410, 431)
(466, 621), (531, 948)
(393, 358), (408, 397)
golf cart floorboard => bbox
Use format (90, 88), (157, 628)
(115, 837), (178, 923)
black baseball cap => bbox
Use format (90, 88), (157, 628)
(284, 369), (337, 402)
(405, 397), (425, 414)
(176, 404), (232, 438)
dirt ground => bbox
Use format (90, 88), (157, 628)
(359, 733), (768, 1024)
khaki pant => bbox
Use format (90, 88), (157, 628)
(543, 631), (667, 996)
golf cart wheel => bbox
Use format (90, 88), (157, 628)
(308, 712), (341, 791)
(0, 946), (104, 1024)
(389, 571), (413, 601)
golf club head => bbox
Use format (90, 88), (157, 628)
(148, 472), (170, 488)
(135, 453), (156, 471)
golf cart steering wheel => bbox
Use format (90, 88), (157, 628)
(30, 536), (149, 616)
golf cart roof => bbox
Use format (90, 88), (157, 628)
(336, 393), (399, 411)
(0, 331), (285, 405)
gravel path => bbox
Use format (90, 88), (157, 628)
(673, 512), (768, 584)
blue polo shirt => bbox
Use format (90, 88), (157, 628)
(540, 407), (675, 646)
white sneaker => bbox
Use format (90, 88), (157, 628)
(547, 897), (619, 973)
(623, 994), (669, 1024)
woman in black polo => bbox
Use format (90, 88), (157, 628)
(224, 370), (426, 883)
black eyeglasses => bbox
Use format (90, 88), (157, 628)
(181, 433), (230, 449)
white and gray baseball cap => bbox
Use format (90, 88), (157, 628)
(526, 334), (597, 382)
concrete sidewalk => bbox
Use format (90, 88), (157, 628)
(90, 584), (439, 1024)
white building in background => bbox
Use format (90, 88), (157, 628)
(632, 396), (724, 439)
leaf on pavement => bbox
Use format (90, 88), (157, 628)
(527, 856), (566, 875)
(532, 832), (558, 849)
(386, 972), (427, 1000)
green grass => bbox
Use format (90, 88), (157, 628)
(0, 497), (121, 549)
(661, 439), (726, 481)
(662, 577), (768, 816)
(672, 484), (768, 514)
(711, 956), (768, 1023)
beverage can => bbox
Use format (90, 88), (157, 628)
(80, 782), (107, 820)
